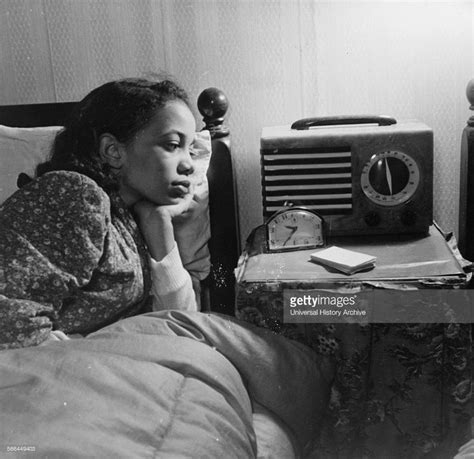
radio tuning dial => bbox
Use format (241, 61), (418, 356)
(361, 150), (420, 207)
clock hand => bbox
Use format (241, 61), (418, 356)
(283, 225), (298, 246)
(384, 157), (393, 195)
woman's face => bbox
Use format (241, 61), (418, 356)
(119, 99), (197, 207)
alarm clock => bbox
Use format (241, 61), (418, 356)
(260, 115), (433, 236)
(265, 206), (325, 252)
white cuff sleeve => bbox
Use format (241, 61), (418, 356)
(149, 243), (198, 312)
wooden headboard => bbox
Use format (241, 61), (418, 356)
(458, 79), (474, 266)
(0, 87), (240, 314)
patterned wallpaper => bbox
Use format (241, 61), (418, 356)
(0, 0), (473, 243)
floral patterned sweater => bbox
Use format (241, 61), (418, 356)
(0, 171), (196, 349)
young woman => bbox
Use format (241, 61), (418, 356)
(0, 77), (202, 348)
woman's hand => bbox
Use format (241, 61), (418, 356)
(134, 193), (194, 261)
(137, 191), (195, 222)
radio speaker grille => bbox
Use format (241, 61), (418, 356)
(261, 146), (352, 217)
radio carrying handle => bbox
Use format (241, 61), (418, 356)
(291, 115), (397, 130)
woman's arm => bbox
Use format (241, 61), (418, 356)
(149, 244), (198, 311)
(134, 196), (198, 312)
(0, 171), (110, 349)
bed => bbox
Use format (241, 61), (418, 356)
(459, 78), (474, 271)
(0, 89), (334, 458)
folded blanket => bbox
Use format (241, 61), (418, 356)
(0, 310), (333, 458)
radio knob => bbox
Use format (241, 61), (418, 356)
(401, 210), (417, 226)
(364, 212), (381, 227)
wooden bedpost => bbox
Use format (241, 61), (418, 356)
(198, 87), (240, 314)
(458, 79), (474, 263)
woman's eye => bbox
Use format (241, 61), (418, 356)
(166, 142), (180, 151)
(189, 146), (197, 158)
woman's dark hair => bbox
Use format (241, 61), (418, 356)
(35, 77), (190, 191)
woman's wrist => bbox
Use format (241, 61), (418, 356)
(134, 199), (193, 262)
(141, 208), (176, 261)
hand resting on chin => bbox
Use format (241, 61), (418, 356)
(133, 190), (194, 262)
(133, 190), (200, 312)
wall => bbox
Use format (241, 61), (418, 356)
(0, 0), (473, 243)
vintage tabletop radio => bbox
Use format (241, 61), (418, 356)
(260, 115), (433, 236)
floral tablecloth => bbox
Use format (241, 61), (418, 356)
(236, 226), (473, 458)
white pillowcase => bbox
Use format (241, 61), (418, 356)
(174, 131), (212, 281)
(0, 124), (212, 281)
(0, 125), (61, 204)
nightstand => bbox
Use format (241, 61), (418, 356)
(236, 223), (470, 329)
(235, 223), (472, 458)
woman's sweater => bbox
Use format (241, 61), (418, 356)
(0, 170), (196, 349)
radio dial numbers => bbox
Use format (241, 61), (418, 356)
(361, 150), (420, 207)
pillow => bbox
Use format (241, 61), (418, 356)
(173, 130), (212, 283)
(0, 124), (213, 286)
(252, 402), (297, 459)
(0, 125), (61, 204)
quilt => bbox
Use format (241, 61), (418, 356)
(0, 310), (333, 458)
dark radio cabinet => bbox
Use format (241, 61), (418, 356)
(260, 115), (433, 236)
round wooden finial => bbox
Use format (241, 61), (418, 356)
(198, 87), (229, 138)
(467, 79), (474, 110)
(467, 79), (474, 127)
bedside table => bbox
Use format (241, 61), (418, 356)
(236, 223), (470, 327)
(235, 224), (473, 459)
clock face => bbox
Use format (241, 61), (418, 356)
(266, 208), (325, 252)
(361, 150), (420, 206)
